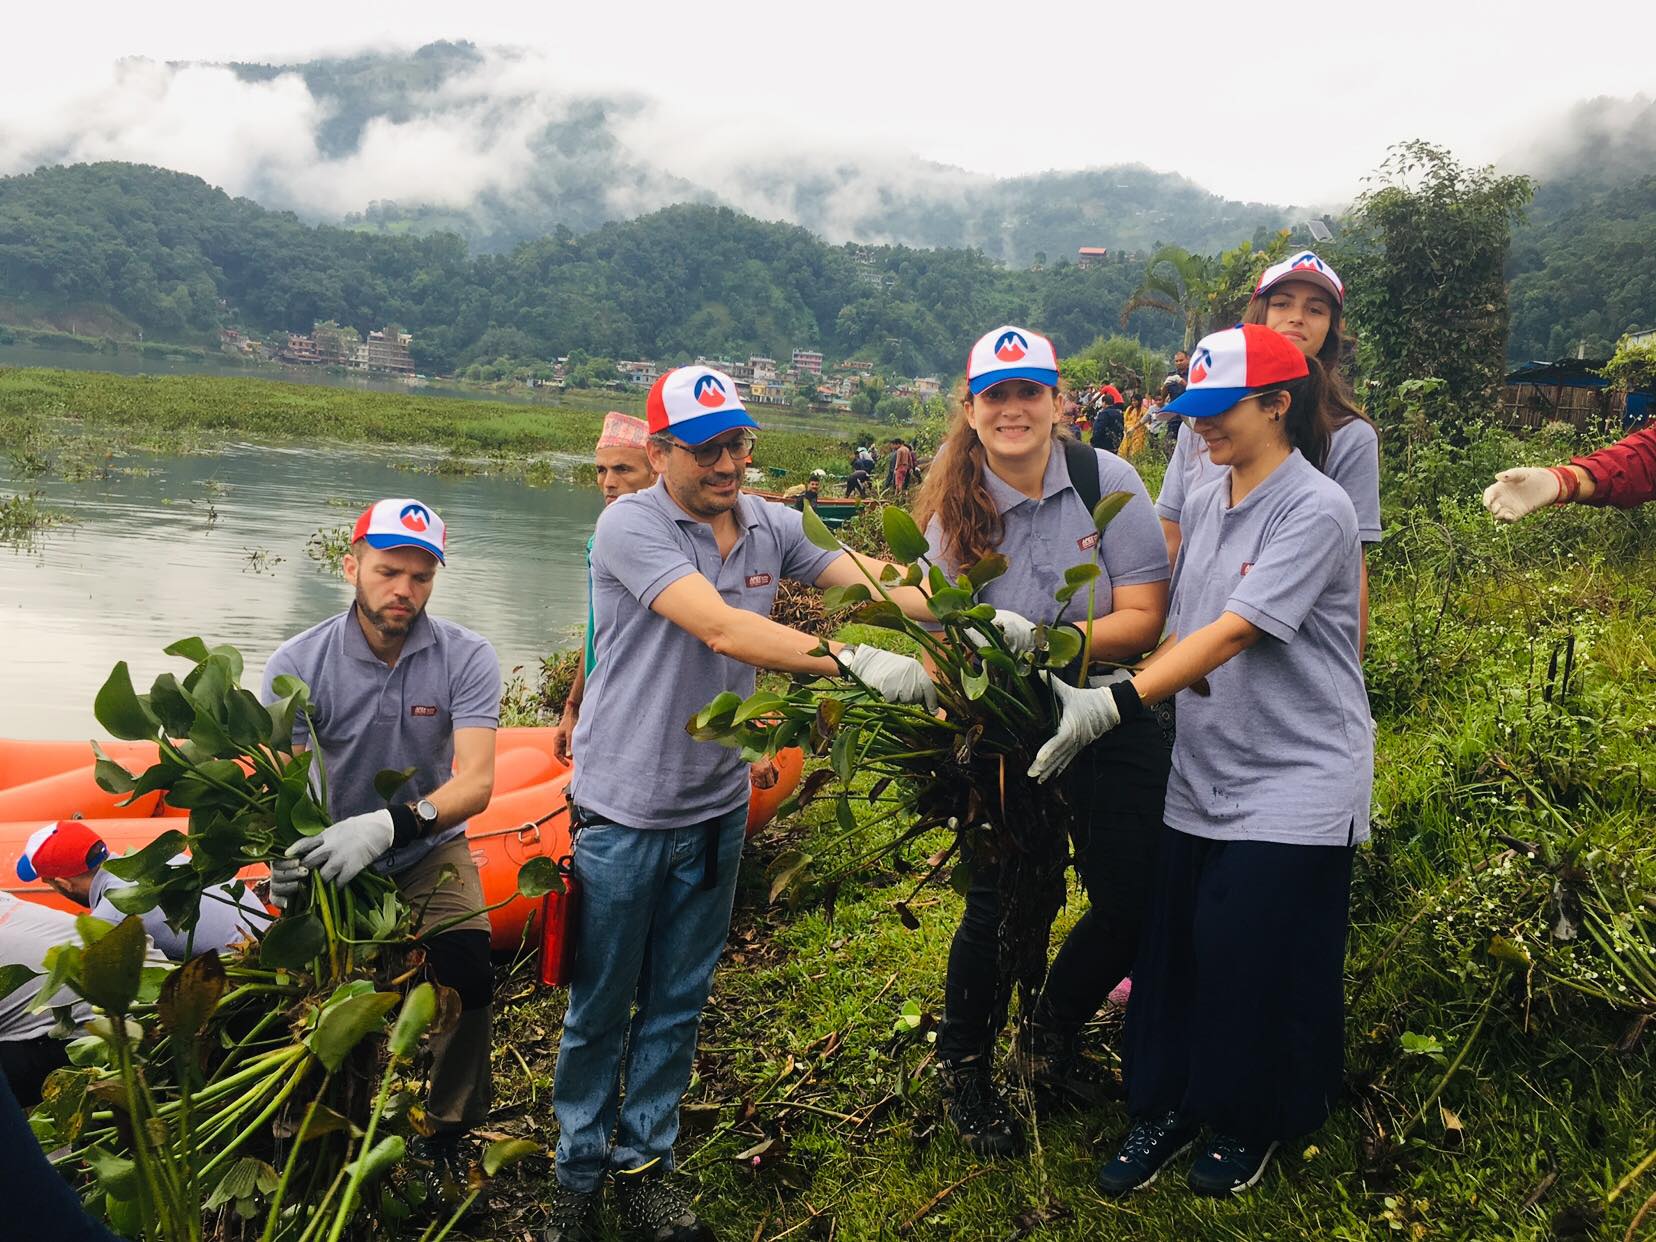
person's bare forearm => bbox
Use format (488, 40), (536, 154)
(1358, 555), (1370, 656)
(1130, 614), (1258, 705)
(1077, 607), (1165, 663)
(1565, 463), (1597, 502)
(821, 550), (932, 619)
(421, 769), (494, 830)
(565, 661), (587, 715)
(703, 608), (844, 677)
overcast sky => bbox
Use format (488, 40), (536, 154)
(2, 0), (1651, 208)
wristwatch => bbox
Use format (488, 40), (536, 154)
(390, 798), (440, 848)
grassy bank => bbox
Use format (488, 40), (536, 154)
(483, 430), (1655, 1241)
(0, 367), (856, 484)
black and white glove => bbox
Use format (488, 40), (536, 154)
(964, 608), (1038, 657)
(1027, 674), (1144, 783)
(838, 645), (938, 710)
(284, 809), (395, 887)
(268, 856), (308, 910)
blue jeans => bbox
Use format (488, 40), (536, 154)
(552, 804), (748, 1191)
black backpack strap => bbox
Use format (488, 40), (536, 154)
(1062, 437), (1102, 515)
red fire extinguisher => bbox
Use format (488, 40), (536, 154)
(538, 853), (580, 988)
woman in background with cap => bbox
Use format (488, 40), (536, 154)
(912, 324), (1172, 1160)
(1028, 323), (1371, 1198)
(1157, 250), (1381, 645)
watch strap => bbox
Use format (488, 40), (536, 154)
(388, 802), (419, 849)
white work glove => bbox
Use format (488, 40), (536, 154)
(284, 809), (395, 887)
(267, 856), (308, 910)
(1481, 467), (1562, 523)
(1028, 675), (1122, 784)
(965, 609), (1037, 656)
(840, 645), (938, 711)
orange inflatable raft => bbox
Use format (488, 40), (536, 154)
(0, 731), (802, 951)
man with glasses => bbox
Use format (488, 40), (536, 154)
(546, 367), (935, 1241)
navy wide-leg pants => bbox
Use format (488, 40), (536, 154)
(1123, 826), (1354, 1144)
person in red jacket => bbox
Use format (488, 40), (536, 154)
(1482, 423), (1656, 520)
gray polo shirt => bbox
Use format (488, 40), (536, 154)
(570, 481), (839, 829)
(1164, 449), (1372, 847)
(90, 860), (266, 960)
(923, 442), (1168, 623)
(0, 892), (93, 1042)
(260, 609), (501, 876)
(1158, 417), (1383, 544)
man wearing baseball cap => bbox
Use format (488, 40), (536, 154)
(259, 496), (501, 1210)
(17, 821), (265, 959)
(554, 413), (659, 766)
(546, 367), (935, 1241)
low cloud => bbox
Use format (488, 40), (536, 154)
(0, 48), (590, 218)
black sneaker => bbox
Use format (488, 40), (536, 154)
(1095, 1111), (1198, 1196)
(542, 1180), (600, 1242)
(1014, 1027), (1119, 1111)
(612, 1167), (715, 1241)
(1187, 1135), (1279, 1196)
(937, 1059), (1026, 1159)
(407, 1132), (467, 1213)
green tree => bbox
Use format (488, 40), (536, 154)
(1120, 245), (1220, 348)
(1336, 141), (1533, 431)
(1599, 335), (1656, 395)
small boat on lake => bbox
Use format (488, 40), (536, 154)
(748, 489), (881, 530)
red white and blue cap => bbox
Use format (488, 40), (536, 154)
(351, 498), (446, 564)
(1254, 250), (1345, 305)
(646, 367), (759, 446)
(17, 820), (108, 882)
(967, 325), (1059, 396)
(1163, 324), (1310, 419)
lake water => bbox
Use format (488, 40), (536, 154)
(0, 442), (601, 738)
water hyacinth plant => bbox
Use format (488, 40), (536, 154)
(4, 641), (554, 1240)
(689, 497), (1133, 1017)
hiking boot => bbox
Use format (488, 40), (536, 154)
(1014, 1026), (1119, 1111)
(542, 1180), (600, 1242)
(612, 1167), (715, 1241)
(407, 1132), (468, 1215)
(1187, 1135), (1279, 1196)
(937, 1059), (1025, 1159)
(1096, 1111), (1198, 1196)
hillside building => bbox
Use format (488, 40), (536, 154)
(311, 321), (361, 365)
(791, 348), (823, 374)
(351, 329), (415, 376)
(279, 334), (320, 364)
(617, 360), (661, 386)
(1077, 246), (1109, 269)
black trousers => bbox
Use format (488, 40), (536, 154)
(938, 714), (1169, 1063)
(1123, 827), (1354, 1143)
(0, 1035), (69, 1109)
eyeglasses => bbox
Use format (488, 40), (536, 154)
(672, 431), (757, 468)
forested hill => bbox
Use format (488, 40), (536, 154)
(1501, 95), (1656, 358)
(0, 162), (1181, 375)
(219, 41), (1288, 262)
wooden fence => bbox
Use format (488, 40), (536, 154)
(1500, 383), (1628, 435)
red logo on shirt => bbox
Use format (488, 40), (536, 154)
(1240, 563), (1253, 577)
(745, 573), (773, 588)
(411, 705), (438, 717)
(1077, 532), (1100, 551)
